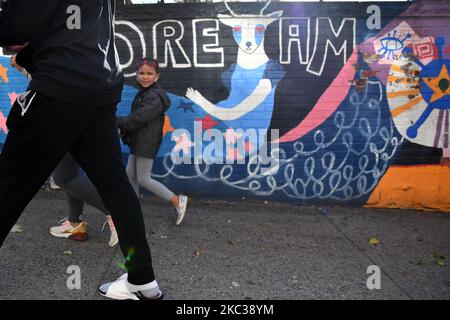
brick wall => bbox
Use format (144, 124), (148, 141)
(1, 1), (449, 210)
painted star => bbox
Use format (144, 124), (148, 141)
(422, 64), (450, 103)
(177, 101), (195, 113)
(162, 116), (174, 136)
(0, 64), (9, 83)
(195, 115), (220, 130)
(173, 132), (195, 154)
(8, 92), (19, 106)
(0, 111), (8, 134)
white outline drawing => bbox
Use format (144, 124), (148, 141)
(153, 20), (192, 68)
(115, 20), (147, 77)
(279, 17), (310, 65)
(193, 19), (224, 68)
(307, 17), (356, 76)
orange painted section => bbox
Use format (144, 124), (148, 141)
(365, 165), (450, 212)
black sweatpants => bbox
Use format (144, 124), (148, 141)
(0, 91), (155, 285)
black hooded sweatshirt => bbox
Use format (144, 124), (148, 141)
(0, 0), (123, 106)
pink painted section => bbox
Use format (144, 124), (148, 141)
(0, 111), (7, 134)
(8, 92), (19, 106)
(278, 50), (357, 143)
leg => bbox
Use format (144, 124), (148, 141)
(56, 153), (109, 215)
(69, 105), (155, 285)
(51, 153), (116, 244)
(135, 157), (188, 226)
(126, 154), (139, 195)
(136, 157), (174, 202)
(52, 153), (84, 223)
(0, 92), (95, 247)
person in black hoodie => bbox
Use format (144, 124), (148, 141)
(117, 58), (188, 225)
(0, 0), (162, 300)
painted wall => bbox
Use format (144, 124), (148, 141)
(0, 1), (449, 211)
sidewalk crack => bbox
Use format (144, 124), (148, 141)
(320, 209), (414, 300)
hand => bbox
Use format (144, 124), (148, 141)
(10, 55), (24, 72)
(186, 87), (207, 107)
(3, 43), (28, 53)
(118, 126), (127, 138)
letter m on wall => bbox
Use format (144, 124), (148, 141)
(307, 18), (356, 76)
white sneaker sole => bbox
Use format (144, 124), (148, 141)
(99, 274), (139, 300)
(109, 237), (119, 247)
(176, 195), (188, 225)
(50, 230), (71, 238)
(50, 229), (88, 241)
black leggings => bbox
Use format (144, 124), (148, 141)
(0, 91), (155, 284)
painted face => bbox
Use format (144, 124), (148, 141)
(231, 21), (267, 54)
(217, 13), (283, 55)
(137, 64), (159, 88)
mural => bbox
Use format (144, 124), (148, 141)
(1, 1), (449, 211)
(0, 53), (27, 139)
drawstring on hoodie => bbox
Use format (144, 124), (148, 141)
(17, 90), (37, 117)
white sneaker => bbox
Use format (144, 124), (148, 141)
(99, 274), (138, 300)
(99, 274), (163, 300)
(175, 195), (188, 226)
(49, 177), (61, 190)
(101, 215), (119, 247)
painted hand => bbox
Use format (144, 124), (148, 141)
(186, 87), (208, 108)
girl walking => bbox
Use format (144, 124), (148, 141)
(117, 58), (187, 225)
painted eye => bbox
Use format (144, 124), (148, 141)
(255, 25), (265, 33)
(377, 31), (412, 60)
(380, 38), (403, 51)
(233, 26), (241, 32)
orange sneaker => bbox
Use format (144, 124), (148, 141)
(49, 218), (88, 241)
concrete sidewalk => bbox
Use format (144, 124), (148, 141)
(0, 189), (449, 300)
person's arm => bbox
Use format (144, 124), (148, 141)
(117, 92), (164, 132)
(0, 0), (60, 46)
(10, 54), (31, 79)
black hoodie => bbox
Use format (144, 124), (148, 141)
(0, 0), (123, 106)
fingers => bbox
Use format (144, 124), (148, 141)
(185, 87), (194, 96)
(185, 87), (195, 99)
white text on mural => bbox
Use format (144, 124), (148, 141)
(116, 17), (356, 77)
